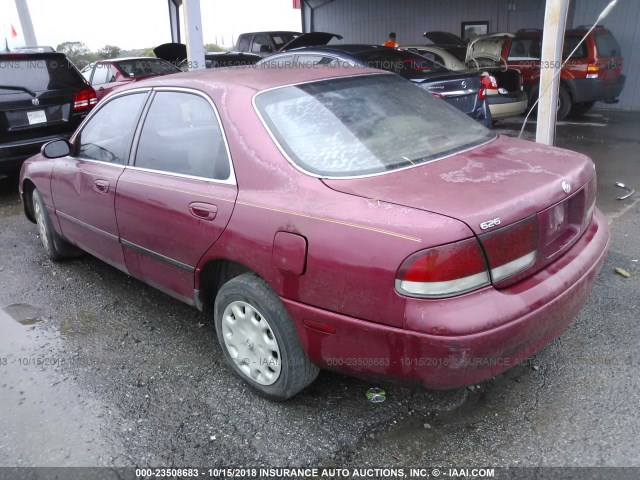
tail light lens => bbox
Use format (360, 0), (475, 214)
(395, 238), (490, 298)
(481, 74), (498, 89)
(478, 216), (538, 283)
(586, 63), (599, 79)
(73, 88), (97, 111)
(478, 86), (487, 100)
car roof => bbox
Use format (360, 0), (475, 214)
(123, 65), (388, 93)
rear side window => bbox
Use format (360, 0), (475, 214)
(237, 36), (250, 52)
(77, 93), (147, 164)
(594, 32), (621, 57)
(91, 63), (117, 85)
(251, 34), (271, 53)
(134, 92), (230, 180)
(0, 55), (84, 93)
(563, 36), (587, 59)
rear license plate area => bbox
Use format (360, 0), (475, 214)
(27, 110), (47, 125)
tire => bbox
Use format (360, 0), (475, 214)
(569, 101), (595, 117)
(526, 85), (571, 121)
(557, 85), (572, 121)
(32, 189), (80, 261)
(214, 273), (319, 400)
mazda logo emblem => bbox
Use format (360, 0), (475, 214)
(32, 98), (40, 106)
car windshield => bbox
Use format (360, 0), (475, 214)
(355, 49), (448, 78)
(116, 59), (181, 77)
(255, 74), (494, 178)
(0, 55), (83, 93)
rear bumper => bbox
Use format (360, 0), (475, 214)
(284, 209), (609, 389)
(487, 91), (528, 119)
(566, 75), (626, 104)
(0, 132), (73, 173)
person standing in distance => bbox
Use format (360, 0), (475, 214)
(383, 32), (399, 48)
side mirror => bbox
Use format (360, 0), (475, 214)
(259, 45), (273, 53)
(41, 139), (71, 159)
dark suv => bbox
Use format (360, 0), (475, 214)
(1, 48), (97, 174)
(502, 26), (625, 119)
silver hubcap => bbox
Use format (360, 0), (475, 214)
(33, 200), (50, 253)
(221, 301), (281, 385)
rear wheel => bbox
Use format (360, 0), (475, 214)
(214, 273), (319, 401)
(32, 189), (80, 261)
(569, 101), (595, 117)
(557, 85), (572, 121)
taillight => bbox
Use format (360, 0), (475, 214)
(481, 74), (498, 89)
(73, 88), (97, 111)
(395, 238), (490, 298)
(586, 63), (599, 79)
(478, 216), (538, 283)
(478, 86), (487, 100)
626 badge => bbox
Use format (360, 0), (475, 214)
(480, 218), (501, 230)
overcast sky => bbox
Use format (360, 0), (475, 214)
(1, 0), (301, 50)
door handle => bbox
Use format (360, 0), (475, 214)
(189, 202), (218, 221)
(94, 179), (110, 193)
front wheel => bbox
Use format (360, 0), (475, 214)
(214, 273), (319, 400)
(32, 189), (80, 261)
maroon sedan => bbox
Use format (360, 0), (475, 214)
(19, 66), (609, 400)
(80, 57), (182, 101)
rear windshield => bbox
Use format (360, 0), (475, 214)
(594, 32), (620, 57)
(271, 33), (298, 48)
(0, 55), (84, 93)
(355, 50), (448, 78)
(116, 59), (181, 77)
(255, 74), (494, 178)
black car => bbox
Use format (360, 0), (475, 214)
(1, 48), (97, 174)
(258, 43), (491, 127)
(153, 43), (261, 71)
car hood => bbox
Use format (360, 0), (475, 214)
(153, 42), (187, 63)
(322, 135), (594, 235)
(466, 33), (513, 63)
(423, 31), (467, 47)
(280, 32), (343, 51)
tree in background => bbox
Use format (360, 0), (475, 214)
(56, 41), (95, 68)
(204, 43), (226, 52)
(98, 45), (122, 59)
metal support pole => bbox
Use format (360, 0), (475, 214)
(14, 0), (37, 47)
(168, 0), (181, 44)
(535, 0), (571, 145)
(183, 0), (205, 71)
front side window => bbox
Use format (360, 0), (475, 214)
(134, 92), (230, 180)
(255, 74), (494, 178)
(77, 93), (147, 164)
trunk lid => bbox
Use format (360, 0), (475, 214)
(423, 31), (467, 47)
(280, 32), (343, 51)
(413, 73), (481, 115)
(466, 33), (513, 63)
(323, 135), (596, 286)
(153, 42), (187, 63)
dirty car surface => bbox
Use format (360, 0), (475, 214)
(19, 66), (610, 400)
